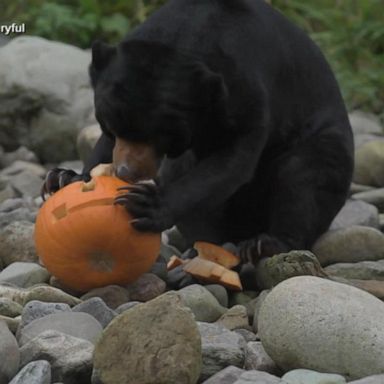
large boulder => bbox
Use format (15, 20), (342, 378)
(0, 36), (95, 162)
(258, 276), (384, 380)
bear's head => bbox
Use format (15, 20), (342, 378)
(89, 40), (231, 182)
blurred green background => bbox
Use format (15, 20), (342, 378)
(2, 0), (384, 120)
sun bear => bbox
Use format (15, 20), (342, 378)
(42, 0), (354, 265)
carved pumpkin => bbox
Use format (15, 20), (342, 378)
(34, 176), (161, 292)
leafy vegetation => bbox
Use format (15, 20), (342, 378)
(2, 0), (383, 119)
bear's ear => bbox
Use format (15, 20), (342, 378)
(91, 40), (116, 72)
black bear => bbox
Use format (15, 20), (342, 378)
(43, 0), (354, 265)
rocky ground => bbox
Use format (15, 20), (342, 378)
(1, 36), (384, 384)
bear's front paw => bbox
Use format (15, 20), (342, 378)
(41, 168), (83, 200)
(114, 180), (173, 233)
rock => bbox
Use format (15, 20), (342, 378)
(114, 301), (140, 314)
(0, 284), (26, 304)
(163, 226), (189, 253)
(233, 328), (258, 342)
(0, 160), (46, 179)
(354, 141), (384, 187)
(0, 320), (20, 383)
(0, 182), (15, 204)
(312, 226), (384, 266)
(22, 285), (81, 307)
(72, 297), (116, 328)
(255, 250), (327, 289)
(20, 330), (94, 384)
(346, 279), (384, 300)
(159, 242), (182, 262)
(258, 276), (384, 380)
(9, 171), (43, 198)
(215, 305), (249, 330)
(18, 311), (102, 346)
(0, 221), (37, 266)
(349, 183), (375, 195)
(252, 290), (270, 333)
(348, 374), (384, 384)
(0, 314), (20, 333)
(126, 273), (166, 302)
(1, 146), (39, 168)
(325, 260), (384, 280)
(233, 370), (282, 384)
(0, 208), (37, 228)
(0, 298), (23, 317)
(178, 284), (227, 322)
(282, 369), (346, 384)
(330, 200), (379, 230)
(352, 189), (384, 212)
(9, 360), (51, 384)
(205, 284), (229, 308)
(48, 276), (82, 297)
(19, 301), (71, 330)
(201, 366), (244, 384)
(0, 197), (36, 213)
(149, 254), (168, 281)
(244, 341), (278, 374)
(0, 262), (50, 287)
(57, 160), (83, 175)
(349, 111), (383, 136)
(81, 285), (129, 309)
(92, 291), (202, 384)
(0, 36), (95, 162)
(228, 291), (258, 309)
(198, 322), (246, 381)
(76, 124), (101, 163)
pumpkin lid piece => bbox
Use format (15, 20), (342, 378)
(193, 241), (240, 269)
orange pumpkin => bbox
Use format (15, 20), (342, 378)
(34, 176), (161, 292)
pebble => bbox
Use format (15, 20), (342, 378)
(22, 285), (81, 307)
(18, 311), (103, 346)
(114, 301), (141, 314)
(348, 374), (384, 384)
(330, 200), (379, 230)
(0, 297), (23, 317)
(72, 297), (116, 328)
(198, 322), (246, 381)
(349, 110), (383, 136)
(233, 370), (282, 384)
(244, 341), (279, 374)
(0, 221), (37, 266)
(93, 291), (202, 384)
(9, 360), (51, 384)
(281, 369), (346, 384)
(215, 305), (249, 330)
(352, 188), (384, 211)
(201, 366), (244, 384)
(1, 146), (39, 167)
(0, 314), (20, 333)
(81, 285), (130, 309)
(312, 226), (384, 266)
(0, 320), (20, 383)
(20, 330), (94, 384)
(205, 284), (229, 308)
(325, 259), (384, 280)
(178, 284), (227, 322)
(259, 276), (384, 380)
(233, 328), (258, 342)
(252, 290), (270, 333)
(0, 262), (50, 288)
(126, 273), (166, 302)
(0, 208), (37, 228)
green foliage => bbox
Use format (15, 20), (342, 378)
(1, 0), (383, 118)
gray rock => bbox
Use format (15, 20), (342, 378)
(0, 314), (20, 333)
(1, 146), (39, 168)
(81, 285), (130, 309)
(9, 360), (51, 384)
(18, 311), (102, 346)
(354, 140), (384, 187)
(282, 369), (346, 384)
(148, 254), (168, 281)
(0, 197), (34, 212)
(163, 226), (189, 253)
(9, 171), (43, 198)
(228, 291), (258, 309)
(20, 330), (94, 384)
(258, 276), (384, 380)
(0, 207), (37, 228)
(312, 226), (384, 266)
(76, 124), (101, 163)
(201, 366), (244, 384)
(159, 241), (182, 262)
(0, 262), (50, 287)
(0, 160), (46, 178)
(215, 305), (249, 330)
(205, 284), (229, 308)
(19, 300), (71, 330)
(244, 341), (278, 374)
(349, 111), (383, 136)
(114, 301), (140, 314)
(72, 297), (116, 328)
(0, 36), (95, 162)
(0, 298), (23, 317)
(198, 322), (246, 381)
(0, 221), (37, 266)
(325, 260), (384, 280)
(233, 328), (258, 342)
(352, 189), (384, 212)
(348, 374), (384, 384)
(330, 200), (379, 230)
(57, 160), (83, 175)
(22, 285), (81, 307)
(92, 291), (202, 384)
(178, 284), (227, 322)
(233, 370), (282, 384)
(349, 183), (375, 195)
(0, 182), (15, 204)
(252, 290), (270, 333)
(126, 273), (166, 302)
(380, 214), (384, 232)
(0, 320), (20, 383)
